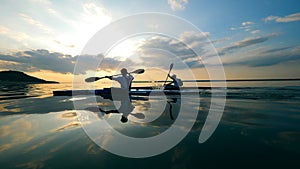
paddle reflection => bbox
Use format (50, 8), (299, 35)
(167, 97), (180, 120)
(85, 93), (182, 126)
(99, 93), (144, 123)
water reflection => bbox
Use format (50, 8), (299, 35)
(84, 94), (184, 130)
(0, 83), (34, 100)
(167, 97), (180, 120)
(74, 89), (201, 158)
(0, 82), (299, 168)
(0, 82), (72, 100)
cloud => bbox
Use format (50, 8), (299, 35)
(137, 36), (199, 68)
(0, 26), (29, 42)
(0, 25), (10, 34)
(134, 31), (227, 69)
(251, 30), (260, 34)
(239, 50), (300, 67)
(53, 39), (75, 48)
(168, 0), (188, 11)
(28, 0), (52, 5)
(81, 2), (111, 25)
(229, 27), (238, 31)
(219, 34), (278, 55)
(19, 13), (52, 34)
(242, 21), (254, 26)
(223, 45), (300, 67)
(0, 49), (76, 73)
(230, 21), (256, 32)
(178, 31), (210, 48)
(98, 57), (135, 71)
(0, 1), (112, 56)
(264, 12), (300, 23)
(261, 46), (294, 54)
(0, 49), (133, 74)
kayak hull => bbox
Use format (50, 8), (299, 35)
(52, 87), (205, 97)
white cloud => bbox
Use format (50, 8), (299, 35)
(19, 13), (52, 34)
(168, 0), (188, 11)
(251, 30), (260, 34)
(28, 0), (52, 5)
(0, 0), (114, 55)
(0, 26), (29, 42)
(0, 26), (10, 34)
(230, 21), (255, 32)
(242, 21), (254, 26)
(53, 40), (75, 48)
(178, 31), (210, 48)
(67, 2), (112, 55)
(264, 12), (300, 23)
(229, 27), (237, 31)
(46, 7), (77, 28)
(179, 31), (210, 41)
(81, 2), (111, 25)
(264, 16), (278, 22)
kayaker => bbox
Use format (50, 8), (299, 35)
(165, 74), (183, 90)
(105, 68), (134, 91)
(104, 68), (135, 123)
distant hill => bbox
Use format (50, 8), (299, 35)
(0, 70), (59, 84)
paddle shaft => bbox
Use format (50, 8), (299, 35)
(85, 69), (144, 83)
(163, 64), (173, 86)
(107, 69), (144, 78)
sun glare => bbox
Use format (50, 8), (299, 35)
(107, 39), (138, 61)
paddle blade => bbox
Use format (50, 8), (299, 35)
(85, 77), (100, 82)
(132, 69), (145, 74)
(131, 113), (145, 119)
(169, 63), (174, 70)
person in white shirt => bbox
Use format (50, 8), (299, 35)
(106, 68), (134, 91)
(165, 74), (183, 90)
(104, 68), (135, 122)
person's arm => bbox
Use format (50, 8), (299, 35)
(167, 81), (173, 85)
(168, 74), (175, 81)
(105, 76), (112, 80)
(128, 74), (134, 90)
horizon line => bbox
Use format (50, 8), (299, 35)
(132, 78), (300, 83)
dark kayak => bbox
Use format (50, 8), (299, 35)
(52, 86), (210, 97)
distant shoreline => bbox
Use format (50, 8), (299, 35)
(133, 78), (300, 83)
(0, 80), (59, 84)
(0, 70), (59, 84)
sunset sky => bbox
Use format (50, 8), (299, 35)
(0, 0), (300, 82)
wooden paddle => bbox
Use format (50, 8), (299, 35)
(163, 63), (174, 86)
(85, 69), (145, 83)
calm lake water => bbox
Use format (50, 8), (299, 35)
(0, 81), (299, 169)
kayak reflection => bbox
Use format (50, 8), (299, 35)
(85, 87), (146, 123)
(85, 90), (181, 124)
(99, 90), (142, 123)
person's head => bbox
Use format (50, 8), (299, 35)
(172, 74), (177, 78)
(120, 116), (128, 123)
(121, 68), (128, 76)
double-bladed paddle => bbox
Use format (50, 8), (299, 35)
(85, 69), (145, 83)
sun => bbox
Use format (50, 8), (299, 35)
(106, 39), (139, 61)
